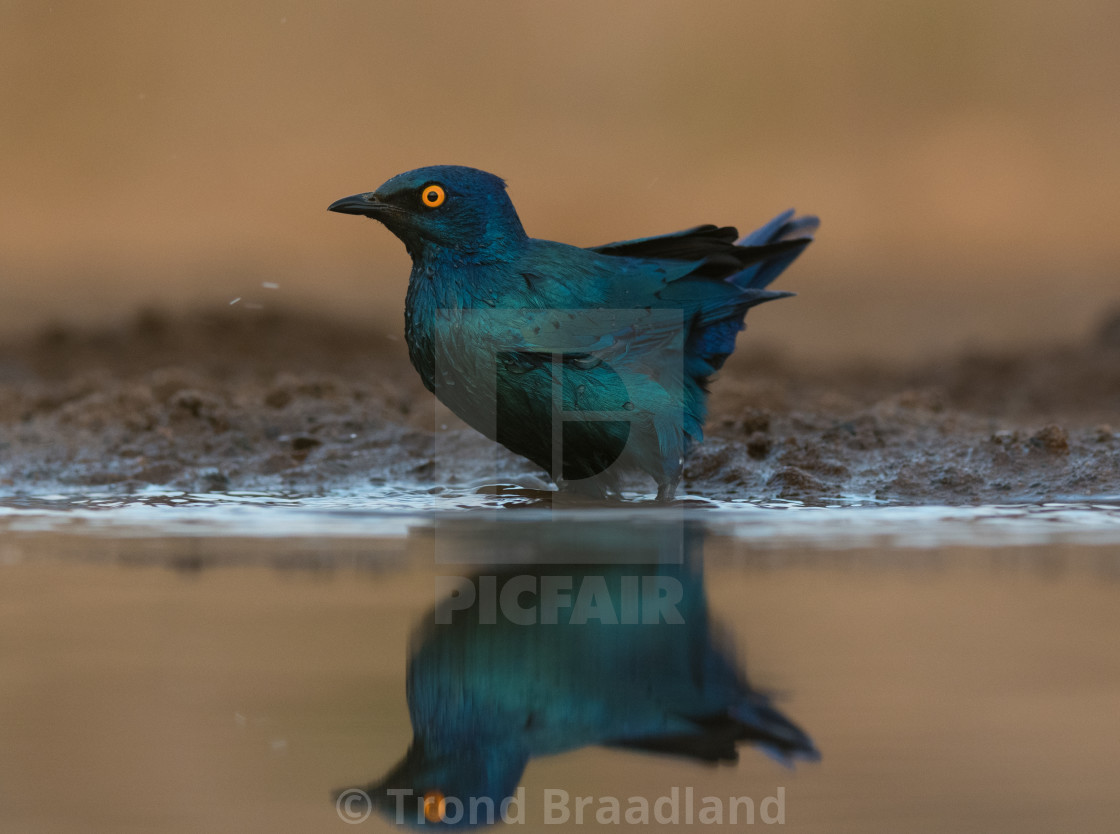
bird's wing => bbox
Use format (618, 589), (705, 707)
(472, 213), (818, 363)
(488, 260), (780, 448)
(494, 306), (687, 364)
(488, 212), (816, 443)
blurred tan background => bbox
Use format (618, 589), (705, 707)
(2, 0), (1118, 362)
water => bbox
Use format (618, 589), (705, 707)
(2, 487), (1120, 546)
(2, 492), (1119, 833)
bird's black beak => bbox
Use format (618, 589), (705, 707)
(327, 192), (392, 217)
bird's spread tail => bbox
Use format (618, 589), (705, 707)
(594, 210), (818, 449)
(684, 210), (817, 382)
(605, 694), (819, 767)
(728, 696), (821, 767)
(731, 209), (820, 291)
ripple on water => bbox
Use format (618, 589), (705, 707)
(0, 486), (1118, 549)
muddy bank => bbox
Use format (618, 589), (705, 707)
(0, 307), (1117, 503)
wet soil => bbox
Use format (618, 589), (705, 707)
(0, 307), (1117, 503)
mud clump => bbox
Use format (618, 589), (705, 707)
(1029, 424), (1069, 455)
(767, 466), (828, 498)
(0, 306), (1118, 503)
(745, 432), (772, 460)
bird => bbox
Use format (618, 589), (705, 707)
(336, 520), (819, 829)
(329, 165), (818, 501)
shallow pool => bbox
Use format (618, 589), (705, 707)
(1, 495), (1118, 832)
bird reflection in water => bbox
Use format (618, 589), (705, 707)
(337, 520), (818, 828)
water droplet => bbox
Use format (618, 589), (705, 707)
(623, 401), (635, 411)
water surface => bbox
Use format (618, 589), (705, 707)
(1, 495), (1119, 833)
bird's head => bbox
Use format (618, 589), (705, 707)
(335, 737), (528, 829)
(329, 165), (527, 260)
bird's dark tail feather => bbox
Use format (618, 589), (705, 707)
(728, 697), (821, 767)
(605, 698), (819, 768)
(731, 209), (820, 291)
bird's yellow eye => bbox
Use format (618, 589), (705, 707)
(421, 184), (446, 208)
(423, 790), (446, 822)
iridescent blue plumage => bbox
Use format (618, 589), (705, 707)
(334, 521), (819, 829)
(329, 166), (818, 499)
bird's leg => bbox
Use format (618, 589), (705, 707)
(655, 477), (680, 503)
